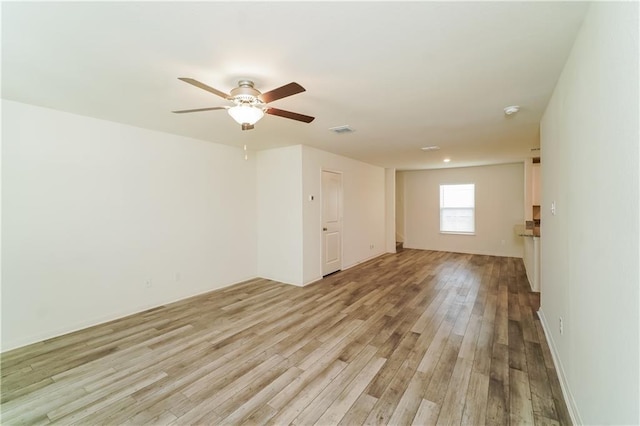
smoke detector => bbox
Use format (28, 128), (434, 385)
(504, 105), (520, 115)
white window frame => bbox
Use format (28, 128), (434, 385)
(439, 183), (475, 235)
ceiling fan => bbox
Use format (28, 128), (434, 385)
(172, 78), (315, 130)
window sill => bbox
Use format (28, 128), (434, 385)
(440, 231), (476, 236)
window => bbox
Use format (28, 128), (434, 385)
(440, 184), (475, 234)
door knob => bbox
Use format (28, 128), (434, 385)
(323, 227), (327, 231)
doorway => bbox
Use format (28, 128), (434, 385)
(322, 170), (343, 276)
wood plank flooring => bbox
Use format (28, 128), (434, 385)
(0, 249), (571, 425)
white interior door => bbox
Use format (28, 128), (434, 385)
(322, 170), (342, 276)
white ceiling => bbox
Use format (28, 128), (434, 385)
(1, 1), (589, 170)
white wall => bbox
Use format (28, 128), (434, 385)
(400, 163), (524, 257)
(301, 146), (386, 285)
(1, 100), (257, 351)
(2, 115), (388, 349)
(256, 145), (386, 287)
(256, 145), (303, 286)
(539, 3), (639, 424)
(523, 159), (533, 222)
(385, 168), (396, 253)
(395, 171), (405, 242)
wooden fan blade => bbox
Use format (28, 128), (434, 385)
(259, 82), (305, 103)
(265, 107), (315, 123)
(172, 107), (227, 114)
(178, 78), (230, 99)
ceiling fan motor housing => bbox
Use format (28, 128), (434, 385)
(230, 80), (263, 105)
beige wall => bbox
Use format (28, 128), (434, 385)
(539, 2), (639, 424)
(2, 100), (258, 351)
(395, 171), (405, 243)
(1, 108), (388, 350)
(256, 145), (304, 286)
(255, 144), (388, 287)
(399, 163), (524, 257)
(301, 145), (386, 285)
(385, 168), (396, 253)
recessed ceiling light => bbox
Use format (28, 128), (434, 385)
(504, 105), (520, 115)
(443, 158), (451, 163)
(421, 145), (441, 151)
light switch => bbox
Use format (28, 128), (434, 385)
(551, 201), (556, 215)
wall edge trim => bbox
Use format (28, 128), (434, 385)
(538, 308), (582, 425)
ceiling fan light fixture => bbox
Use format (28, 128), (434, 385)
(228, 104), (264, 125)
(174, 78), (314, 128)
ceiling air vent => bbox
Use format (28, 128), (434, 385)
(329, 125), (354, 134)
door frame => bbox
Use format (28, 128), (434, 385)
(320, 168), (344, 277)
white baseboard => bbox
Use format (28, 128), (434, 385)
(302, 276), (323, 286)
(402, 244), (523, 259)
(341, 251), (386, 272)
(537, 308), (582, 425)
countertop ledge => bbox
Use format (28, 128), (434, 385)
(519, 232), (540, 238)
(514, 224), (540, 237)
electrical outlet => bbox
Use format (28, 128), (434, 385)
(559, 316), (564, 335)
(145, 279), (152, 288)
(369, 244), (374, 249)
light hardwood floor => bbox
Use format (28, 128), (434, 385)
(1, 249), (571, 425)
